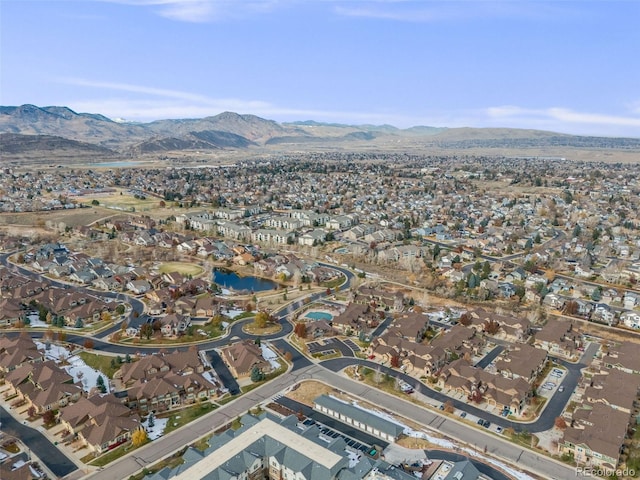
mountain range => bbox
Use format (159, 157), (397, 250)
(2, 104), (640, 161)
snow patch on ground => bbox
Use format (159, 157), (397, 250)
(141, 415), (169, 440)
(338, 396), (535, 480)
(224, 309), (245, 319)
(260, 344), (281, 369)
(36, 342), (110, 394)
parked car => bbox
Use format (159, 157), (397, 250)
(483, 420), (491, 428)
(460, 411), (467, 418)
(477, 418), (485, 425)
(496, 426), (503, 434)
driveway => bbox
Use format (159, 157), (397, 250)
(205, 349), (240, 395)
(0, 407), (78, 478)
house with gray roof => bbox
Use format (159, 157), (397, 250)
(313, 395), (405, 442)
(144, 413), (415, 480)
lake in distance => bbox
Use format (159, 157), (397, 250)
(213, 269), (278, 292)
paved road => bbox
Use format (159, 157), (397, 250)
(84, 365), (320, 480)
(320, 349), (593, 435)
(0, 406), (78, 478)
(1, 253), (580, 480)
(474, 345), (504, 368)
(305, 365), (575, 480)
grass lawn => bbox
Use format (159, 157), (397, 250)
(158, 262), (204, 277)
(162, 402), (217, 435)
(77, 351), (120, 379)
(93, 192), (155, 212)
(88, 441), (146, 467)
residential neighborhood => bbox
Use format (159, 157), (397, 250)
(1, 155), (640, 480)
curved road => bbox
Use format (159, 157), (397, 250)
(2, 254), (580, 479)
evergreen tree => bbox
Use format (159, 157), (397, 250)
(250, 365), (265, 382)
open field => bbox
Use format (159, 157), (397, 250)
(158, 262), (205, 277)
(0, 208), (106, 229)
(90, 190), (158, 212)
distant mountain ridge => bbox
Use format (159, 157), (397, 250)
(1, 104), (639, 160)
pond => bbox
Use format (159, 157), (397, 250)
(213, 269), (278, 293)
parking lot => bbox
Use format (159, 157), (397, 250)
(538, 367), (565, 398)
(301, 418), (371, 452)
(342, 338), (361, 352)
(307, 339), (338, 356)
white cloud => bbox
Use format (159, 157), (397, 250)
(333, 0), (579, 23)
(488, 105), (640, 127)
(485, 105), (640, 136)
(97, 0), (282, 22)
(59, 78), (216, 103)
(55, 77), (640, 136)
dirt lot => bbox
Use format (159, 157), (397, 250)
(287, 381), (336, 405)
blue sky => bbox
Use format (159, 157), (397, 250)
(1, 0), (639, 137)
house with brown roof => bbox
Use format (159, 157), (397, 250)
(0, 335), (43, 373)
(116, 350), (205, 387)
(431, 324), (485, 359)
(495, 344), (548, 383)
(352, 286), (405, 312)
(113, 350), (220, 412)
(390, 312), (431, 343)
(438, 358), (532, 414)
(582, 370), (640, 414)
(533, 317), (582, 359)
(467, 308), (531, 342)
(560, 403), (630, 469)
(602, 342), (640, 375)
(193, 295), (218, 317)
(221, 339), (272, 378)
(58, 393), (141, 454)
(0, 461), (35, 480)
(6, 360), (83, 413)
(331, 303), (379, 335)
(125, 371), (220, 413)
(0, 298), (24, 326)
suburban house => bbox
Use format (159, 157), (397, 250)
(58, 393), (142, 455)
(116, 350), (207, 387)
(114, 350), (221, 412)
(560, 403), (630, 470)
(221, 339), (272, 378)
(533, 318), (582, 359)
(126, 279), (152, 295)
(602, 342), (640, 375)
(582, 370), (640, 414)
(159, 313), (191, 337)
(5, 360), (83, 413)
(331, 303), (380, 335)
(438, 358), (532, 414)
(351, 286), (405, 312)
(0, 335), (44, 373)
(494, 344), (548, 383)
